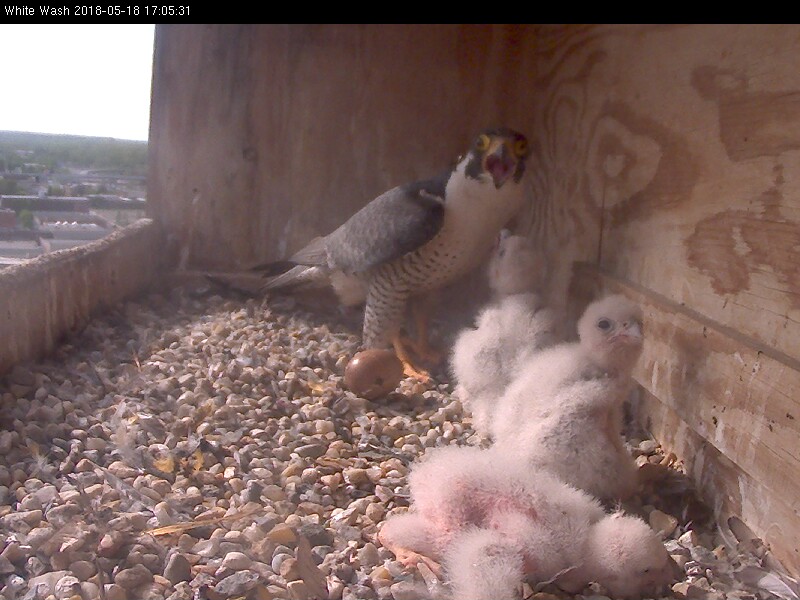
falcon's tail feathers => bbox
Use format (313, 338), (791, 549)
(262, 265), (330, 292)
(289, 236), (328, 266)
(250, 260), (299, 277)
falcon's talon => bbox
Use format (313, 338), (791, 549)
(393, 336), (432, 382)
(402, 362), (432, 382)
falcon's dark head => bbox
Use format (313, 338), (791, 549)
(463, 127), (529, 189)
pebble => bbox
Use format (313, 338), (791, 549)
(0, 288), (787, 600)
(650, 508), (679, 537)
(267, 522), (298, 545)
(0, 555), (14, 574)
(80, 581), (101, 599)
(343, 467), (369, 485)
(114, 564), (154, 590)
(2, 508), (42, 530)
(298, 522), (334, 547)
(295, 443), (327, 459)
(279, 556), (300, 580)
(214, 570), (260, 595)
(54, 575), (81, 599)
(271, 552), (292, 573)
(288, 579), (312, 600)
(69, 560), (97, 580)
(358, 542), (381, 567)
(164, 553), (192, 584)
(389, 580), (427, 600)
(104, 584), (128, 600)
(221, 551), (252, 570)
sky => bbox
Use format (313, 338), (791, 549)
(0, 25), (154, 142)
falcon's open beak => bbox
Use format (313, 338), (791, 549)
(484, 140), (518, 189)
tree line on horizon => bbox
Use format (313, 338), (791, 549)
(0, 130), (147, 176)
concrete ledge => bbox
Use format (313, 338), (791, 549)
(0, 219), (164, 376)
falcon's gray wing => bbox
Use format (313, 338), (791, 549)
(294, 171), (449, 274)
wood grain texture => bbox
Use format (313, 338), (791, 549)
(572, 262), (800, 575)
(526, 24), (800, 361)
(637, 386), (798, 573)
(147, 24), (546, 272)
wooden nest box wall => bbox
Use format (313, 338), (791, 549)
(146, 25), (800, 574)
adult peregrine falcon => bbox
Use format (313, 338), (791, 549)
(264, 127), (530, 377)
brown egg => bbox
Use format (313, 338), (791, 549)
(344, 349), (404, 400)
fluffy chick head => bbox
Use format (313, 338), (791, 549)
(577, 294), (643, 374)
(584, 512), (675, 599)
(487, 230), (546, 298)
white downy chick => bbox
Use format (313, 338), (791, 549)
(579, 512), (677, 598)
(379, 445), (673, 600)
(379, 446), (604, 579)
(444, 526), (526, 600)
(486, 230), (545, 298)
(491, 294), (644, 501)
(450, 231), (560, 435)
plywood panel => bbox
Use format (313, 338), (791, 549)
(572, 262), (800, 574)
(510, 24), (800, 361)
(147, 24), (551, 272)
(638, 387), (798, 574)
(538, 25), (800, 360)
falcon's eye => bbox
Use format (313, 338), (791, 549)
(597, 318), (612, 331)
(513, 138), (529, 157)
(475, 134), (491, 152)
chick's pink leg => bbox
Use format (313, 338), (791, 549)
(378, 512), (443, 575)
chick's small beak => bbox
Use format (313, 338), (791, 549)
(624, 321), (643, 340)
(610, 321), (643, 345)
(484, 140), (517, 189)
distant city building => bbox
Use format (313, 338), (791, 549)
(0, 208), (15, 228)
(0, 239), (43, 259)
(0, 195), (90, 212)
(36, 211), (112, 242)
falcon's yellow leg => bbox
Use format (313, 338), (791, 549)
(402, 296), (443, 364)
(392, 336), (431, 381)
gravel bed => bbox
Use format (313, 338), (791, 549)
(0, 285), (797, 600)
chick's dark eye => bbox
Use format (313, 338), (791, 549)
(597, 318), (612, 331)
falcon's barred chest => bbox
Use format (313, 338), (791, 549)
(361, 147), (528, 348)
(262, 128), (531, 366)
